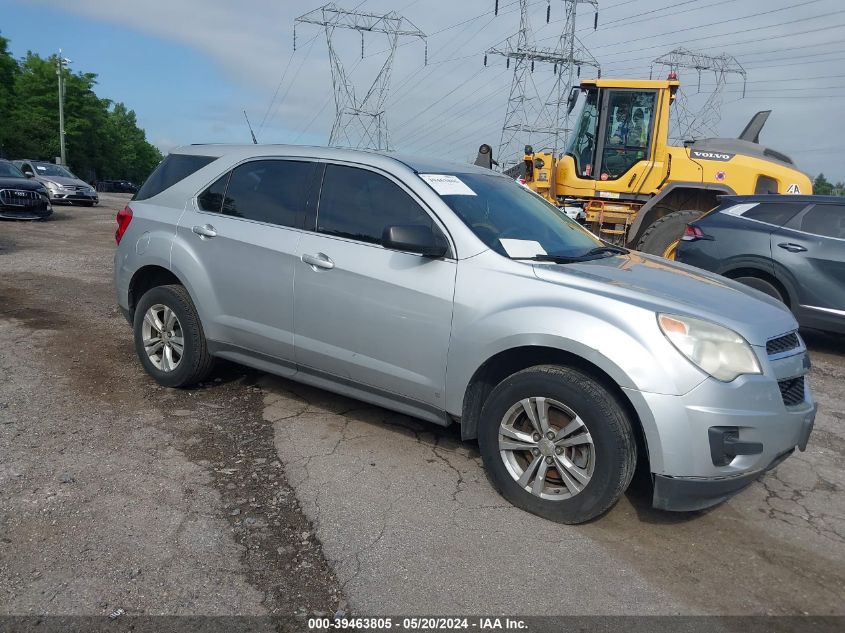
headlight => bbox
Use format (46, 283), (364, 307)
(658, 314), (761, 382)
(45, 181), (59, 191)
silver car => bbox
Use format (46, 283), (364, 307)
(14, 160), (98, 206)
(114, 145), (816, 524)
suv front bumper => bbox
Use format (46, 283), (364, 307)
(624, 354), (816, 512)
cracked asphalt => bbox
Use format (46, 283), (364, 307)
(1, 198), (844, 619)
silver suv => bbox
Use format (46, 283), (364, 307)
(114, 145), (816, 524)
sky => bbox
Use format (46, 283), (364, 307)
(1, 0), (843, 181)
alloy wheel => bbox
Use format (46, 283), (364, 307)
(141, 304), (184, 372)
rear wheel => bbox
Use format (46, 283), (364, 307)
(133, 284), (213, 387)
(734, 276), (786, 304)
(636, 209), (703, 259)
(478, 365), (637, 524)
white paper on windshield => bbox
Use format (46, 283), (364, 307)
(420, 174), (476, 196)
(499, 239), (547, 258)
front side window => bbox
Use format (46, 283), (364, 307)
(600, 90), (656, 180)
(222, 159), (318, 228)
(424, 172), (602, 259)
(798, 204), (845, 239)
(317, 164), (432, 244)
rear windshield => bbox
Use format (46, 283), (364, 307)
(135, 154), (216, 201)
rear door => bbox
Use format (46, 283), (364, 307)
(293, 162), (456, 409)
(176, 158), (321, 370)
(771, 202), (845, 331)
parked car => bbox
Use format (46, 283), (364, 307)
(97, 180), (139, 194)
(677, 195), (845, 335)
(0, 159), (52, 220)
(114, 146), (816, 524)
(13, 160), (98, 206)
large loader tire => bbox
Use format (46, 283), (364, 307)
(636, 209), (703, 259)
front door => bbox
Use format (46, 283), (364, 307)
(771, 201), (845, 332)
(595, 89), (657, 184)
(293, 163), (456, 408)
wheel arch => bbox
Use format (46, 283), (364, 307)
(128, 265), (185, 321)
(459, 345), (651, 472)
(627, 182), (735, 247)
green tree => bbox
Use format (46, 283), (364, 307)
(813, 173), (834, 196)
(0, 35), (162, 181)
(0, 34), (19, 158)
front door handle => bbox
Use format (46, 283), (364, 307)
(192, 224), (217, 239)
(777, 242), (807, 253)
(302, 252), (335, 270)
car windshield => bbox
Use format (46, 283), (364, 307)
(32, 163), (75, 178)
(420, 172), (605, 260)
(0, 162), (25, 178)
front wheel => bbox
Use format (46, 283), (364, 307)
(133, 284), (213, 387)
(478, 365), (637, 524)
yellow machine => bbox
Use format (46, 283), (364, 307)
(479, 77), (813, 258)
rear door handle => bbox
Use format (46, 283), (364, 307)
(302, 252), (335, 270)
(777, 242), (807, 253)
(192, 224), (217, 239)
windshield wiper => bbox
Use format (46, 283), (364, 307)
(586, 245), (629, 256)
(511, 245), (629, 264)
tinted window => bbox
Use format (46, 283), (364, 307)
(743, 202), (804, 226)
(0, 161), (24, 178)
(198, 173), (230, 213)
(223, 160), (317, 227)
(135, 154), (215, 201)
(799, 204), (845, 239)
(317, 164), (431, 244)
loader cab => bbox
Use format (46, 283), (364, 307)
(564, 79), (677, 191)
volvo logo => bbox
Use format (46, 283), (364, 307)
(690, 150), (735, 162)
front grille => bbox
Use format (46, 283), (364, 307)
(767, 332), (799, 355)
(779, 376), (805, 407)
(0, 188), (41, 208)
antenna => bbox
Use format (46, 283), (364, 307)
(243, 110), (259, 144)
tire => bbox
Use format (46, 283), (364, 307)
(734, 276), (786, 304)
(636, 209), (703, 259)
(133, 284), (214, 388)
(478, 365), (637, 524)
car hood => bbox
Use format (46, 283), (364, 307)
(39, 175), (89, 187)
(532, 251), (797, 346)
(0, 177), (46, 191)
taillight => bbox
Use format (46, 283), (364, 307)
(681, 224), (709, 241)
(115, 205), (133, 244)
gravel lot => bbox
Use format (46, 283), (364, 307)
(1, 197), (843, 619)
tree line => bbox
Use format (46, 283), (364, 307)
(0, 33), (162, 184)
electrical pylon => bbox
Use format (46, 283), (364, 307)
(294, 3), (426, 150)
(486, 0), (600, 169)
(651, 48), (747, 142)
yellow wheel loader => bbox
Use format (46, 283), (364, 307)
(477, 77), (812, 258)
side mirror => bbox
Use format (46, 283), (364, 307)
(382, 224), (448, 258)
(23, 170), (34, 178)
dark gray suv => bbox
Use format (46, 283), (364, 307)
(677, 195), (845, 335)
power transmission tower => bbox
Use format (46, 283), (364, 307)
(294, 3), (426, 151)
(651, 48), (746, 142)
(486, 0), (600, 169)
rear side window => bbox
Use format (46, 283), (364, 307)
(317, 164), (431, 244)
(798, 204), (845, 239)
(135, 154), (216, 201)
(222, 159), (318, 228)
(742, 202), (804, 226)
